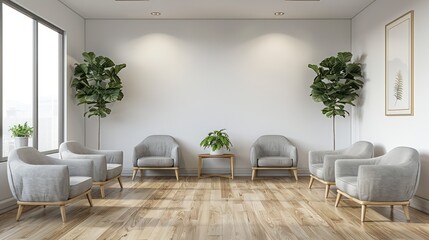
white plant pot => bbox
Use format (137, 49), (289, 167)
(210, 149), (224, 155)
(14, 137), (29, 148)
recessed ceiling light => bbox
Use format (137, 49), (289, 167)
(151, 12), (161, 16)
(274, 12), (285, 16)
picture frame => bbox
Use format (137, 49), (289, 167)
(385, 11), (414, 116)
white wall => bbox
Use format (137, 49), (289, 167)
(352, 0), (429, 211)
(0, 0), (85, 213)
(86, 20), (352, 176)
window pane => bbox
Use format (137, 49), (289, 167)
(2, 4), (34, 157)
(38, 23), (60, 152)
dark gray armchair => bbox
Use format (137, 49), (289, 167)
(250, 135), (298, 181)
(335, 147), (420, 222)
(7, 147), (93, 223)
(308, 141), (374, 198)
(59, 141), (123, 198)
(132, 135), (180, 181)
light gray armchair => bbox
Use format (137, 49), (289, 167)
(132, 135), (180, 181)
(7, 147), (93, 223)
(308, 141), (374, 198)
(250, 135), (298, 181)
(59, 141), (123, 198)
(335, 147), (420, 222)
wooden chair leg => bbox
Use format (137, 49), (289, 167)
(335, 192), (342, 207)
(251, 169), (256, 181)
(325, 184), (331, 198)
(87, 192), (93, 207)
(175, 169), (179, 181)
(140, 169), (144, 180)
(403, 204), (410, 222)
(308, 176), (315, 189)
(361, 205), (367, 222)
(16, 204), (24, 221)
(100, 185), (106, 199)
(132, 169), (137, 181)
(292, 169), (298, 181)
(43, 205), (46, 208)
(118, 177), (123, 190)
(60, 205), (66, 223)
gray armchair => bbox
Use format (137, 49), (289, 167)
(7, 147), (93, 223)
(335, 147), (420, 222)
(250, 135), (298, 181)
(59, 141), (123, 198)
(308, 141), (374, 198)
(132, 135), (180, 181)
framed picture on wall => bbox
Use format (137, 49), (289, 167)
(385, 11), (414, 116)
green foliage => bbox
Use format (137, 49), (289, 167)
(71, 52), (126, 118)
(308, 52), (364, 118)
(9, 122), (34, 138)
(200, 129), (233, 151)
(394, 71), (403, 105)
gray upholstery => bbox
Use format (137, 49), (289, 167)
(308, 141), (374, 182)
(7, 147), (93, 202)
(133, 135), (180, 168)
(59, 141), (123, 182)
(250, 135), (297, 167)
(335, 147), (421, 202)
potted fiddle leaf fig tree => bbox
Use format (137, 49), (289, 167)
(308, 52), (364, 150)
(200, 129), (233, 155)
(9, 122), (34, 147)
(72, 52), (126, 149)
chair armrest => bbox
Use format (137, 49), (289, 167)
(133, 142), (147, 167)
(171, 146), (180, 167)
(51, 158), (93, 178)
(57, 152), (105, 181)
(357, 165), (418, 202)
(288, 145), (298, 167)
(9, 164), (70, 202)
(308, 150), (338, 165)
(322, 154), (359, 182)
(250, 145), (261, 167)
(335, 158), (378, 178)
(92, 150), (123, 165)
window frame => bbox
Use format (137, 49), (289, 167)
(1, 0), (65, 161)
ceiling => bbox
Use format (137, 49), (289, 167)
(59, 0), (376, 19)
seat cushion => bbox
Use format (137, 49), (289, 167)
(336, 176), (358, 198)
(107, 164), (122, 180)
(257, 156), (293, 167)
(137, 157), (174, 167)
(69, 176), (92, 199)
(309, 163), (324, 179)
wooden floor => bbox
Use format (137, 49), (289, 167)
(1, 176), (429, 240)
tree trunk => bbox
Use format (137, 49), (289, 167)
(332, 116), (336, 150)
(98, 116), (101, 150)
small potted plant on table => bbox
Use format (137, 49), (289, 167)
(200, 129), (233, 155)
(9, 122), (34, 147)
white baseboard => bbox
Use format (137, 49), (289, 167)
(0, 197), (16, 215)
(121, 168), (310, 177)
(411, 195), (429, 214)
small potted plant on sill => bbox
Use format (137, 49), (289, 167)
(9, 122), (34, 148)
(200, 129), (233, 155)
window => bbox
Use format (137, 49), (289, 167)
(1, 2), (64, 158)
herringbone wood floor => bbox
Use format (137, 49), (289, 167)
(1, 176), (429, 240)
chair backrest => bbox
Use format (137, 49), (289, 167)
(254, 135), (292, 157)
(59, 141), (92, 157)
(142, 135), (178, 157)
(9, 147), (52, 165)
(378, 147), (420, 166)
(343, 141), (374, 158)
(378, 147), (421, 198)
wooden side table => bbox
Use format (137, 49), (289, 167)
(198, 154), (234, 179)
